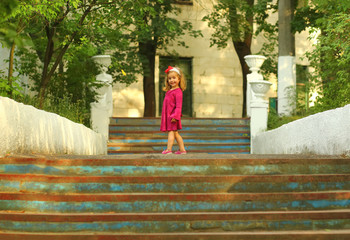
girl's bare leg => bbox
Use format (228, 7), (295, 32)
(167, 131), (175, 151)
(174, 131), (186, 152)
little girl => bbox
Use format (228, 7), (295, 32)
(160, 66), (187, 154)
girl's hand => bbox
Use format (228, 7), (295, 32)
(171, 118), (177, 123)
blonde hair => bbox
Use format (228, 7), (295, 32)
(162, 66), (187, 92)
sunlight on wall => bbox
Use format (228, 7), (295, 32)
(112, 79), (144, 117)
(111, 0), (313, 118)
(0, 97), (106, 157)
(253, 104), (350, 155)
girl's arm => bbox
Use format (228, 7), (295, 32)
(170, 90), (183, 121)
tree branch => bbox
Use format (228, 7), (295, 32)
(45, 0), (97, 83)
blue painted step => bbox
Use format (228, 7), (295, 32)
(108, 117), (250, 154)
(1, 211), (350, 233)
(2, 174), (349, 194)
(110, 117), (250, 126)
(1, 155), (350, 238)
(2, 157), (350, 176)
(110, 125), (249, 131)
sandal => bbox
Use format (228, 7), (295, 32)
(175, 150), (187, 155)
(162, 150), (173, 154)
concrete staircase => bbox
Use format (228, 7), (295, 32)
(0, 154), (350, 239)
(108, 117), (250, 154)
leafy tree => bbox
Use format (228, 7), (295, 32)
(6, 0), (200, 119)
(0, 0), (26, 97)
(203, 0), (278, 117)
(0, 0), (19, 44)
(118, 0), (202, 117)
(10, 0), (135, 109)
(293, 1), (350, 111)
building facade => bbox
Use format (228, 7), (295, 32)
(112, 0), (313, 118)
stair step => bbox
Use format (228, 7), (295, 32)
(2, 156), (350, 176)
(108, 137), (250, 144)
(107, 143), (250, 153)
(1, 191), (349, 213)
(0, 210), (349, 233)
(1, 154), (350, 236)
(2, 209), (349, 221)
(108, 143), (250, 147)
(108, 117), (251, 155)
(110, 125), (249, 131)
(107, 150), (251, 154)
(1, 230), (350, 240)
(110, 117), (250, 126)
(2, 174), (349, 193)
(109, 131), (250, 138)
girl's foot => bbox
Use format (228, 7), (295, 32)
(175, 150), (187, 155)
(162, 150), (172, 154)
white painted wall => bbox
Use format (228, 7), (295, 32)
(0, 97), (107, 157)
(253, 104), (350, 155)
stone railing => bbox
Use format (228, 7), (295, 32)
(0, 97), (107, 157)
(90, 55), (113, 141)
(244, 55), (272, 153)
(246, 54), (350, 156)
(252, 104), (350, 155)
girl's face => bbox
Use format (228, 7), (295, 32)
(167, 72), (180, 89)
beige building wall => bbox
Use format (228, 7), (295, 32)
(113, 0), (242, 118)
(112, 0), (313, 118)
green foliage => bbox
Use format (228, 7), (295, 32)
(256, 32), (278, 79)
(270, 0), (350, 128)
(9, 1), (136, 107)
(0, 0), (19, 45)
(202, 0), (278, 75)
(0, 0), (18, 18)
(254, 0), (278, 78)
(300, 1), (350, 112)
(87, 2), (143, 85)
(15, 38), (100, 120)
(203, 0), (254, 49)
(13, 94), (90, 127)
(115, 0), (203, 116)
(0, 72), (23, 98)
(269, 2), (350, 129)
(1, 0), (202, 120)
(122, 0), (203, 56)
(267, 108), (305, 130)
(1, 0), (37, 48)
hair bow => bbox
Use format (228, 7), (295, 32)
(165, 66), (173, 74)
(165, 66), (181, 76)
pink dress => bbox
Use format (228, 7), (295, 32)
(160, 88), (183, 132)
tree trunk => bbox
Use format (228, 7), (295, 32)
(229, 0), (254, 117)
(277, 0), (296, 116)
(139, 41), (157, 117)
(7, 42), (16, 98)
(37, 2), (96, 109)
(278, 0), (296, 56)
(233, 41), (251, 117)
(38, 26), (55, 108)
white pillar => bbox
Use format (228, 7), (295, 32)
(249, 80), (272, 152)
(91, 55), (113, 140)
(244, 55), (266, 117)
(278, 56), (296, 116)
(250, 100), (269, 138)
